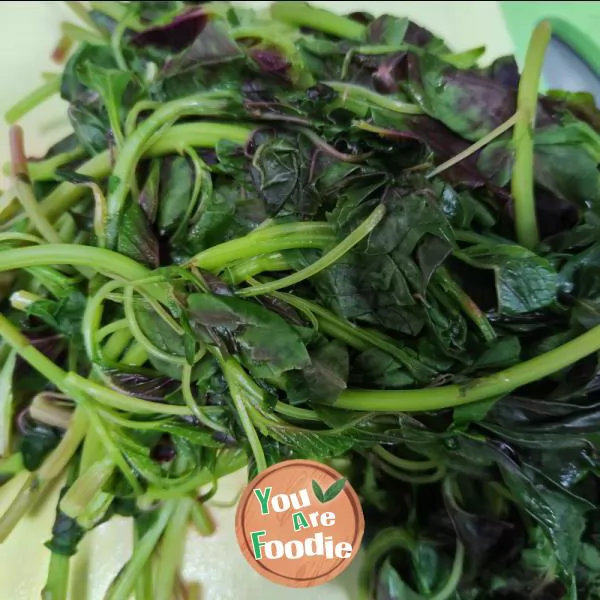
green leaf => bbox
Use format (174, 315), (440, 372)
(322, 477), (346, 502)
(27, 291), (87, 342)
(469, 336), (521, 370)
(61, 43), (118, 103)
(311, 479), (325, 503)
(499, 456), (592, 579)
(403, 51), (515, 141)
(157, 156), (194, 234)
(458, 243), (558, 315)
(188, 294), (310, 378)
(285, 340), (349, 405)
(350, 348), (415, 390)
(116, 199), (159, 267)
(453, 397), (499, 427)
(67, 101), (109, 154)
(78, 63), (132, 141)
(19, 419), (61, 471)
(251, 133), (321, 218)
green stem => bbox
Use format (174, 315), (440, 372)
(154, 498), (194, 600)
(191, 501), (215, 536)
(373, 445), (438, 472)
(359, 528), (416, 599)
(0, 313), (69, 386)
(134, 521), (155, 600)
(427, 113), (518, 179)
(61, 21), (105, 45)
(270, 1), (365, 40)
(0, 350), (16, 456)
(191, 231), (336, 272)
(432, 267), (496, 343)
(106, 94), (234, 246)
(111, 11), (131, 74)
(335, 321), (600, 412)
(181, 364), (228, 432)
(4, 76), (61, 124)
(238, 205), (386, 297)
(65, 372), (193, 416)
(274, 402), (320, 422)
(0, 409), (87, 542)
(0, 244), (161, 299)
(123, 286), (186, 365)
(0, 453), (23, 476)
(38, 122), (251, 225)
(142, 449), (246, 501)
(83, 279), (123, 362)
(430, 541), (465, 600)
(41, 553), (70, 600)
(224, 252), (290, 285)
(27, 147), (86, 181)
(511, 21), (551, 249)
(222, 358), (267, 473)
(105, 502), (177, 600)
(378, 460), (447, 484)
(65, 1), (108, 36)
(60, 457), (114, 519)
(89, 1), (144, 32)
(325, 81), (423, 115)
(99, 328), (131, 364)
(121, 342), (148, 367)
(125, 100), (159, 137)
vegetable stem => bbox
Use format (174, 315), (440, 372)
(433, 267), (496, 343)
(88, 1), (144, 32)
(37, 122), (251, 226)
(65, 372), (193, 415)
(10, 126), (63, 245)
(335, 321), (600, 411)
(325, 81), (423, 115)
(221, 358), (267, 473)
(60, 457), (114, 519)
(270, 2), (365, 40)
(0, 244), (160, 298)
(427, 112), (518, 179)
(239, 205), (385, 297)
(20, 143), (88, 184)
(154, 498), (193, 600)
(105, 501), (177, 600)
(430, 540), (465, 600)
(0, 409), (87, 542)
(181, 364), (228, 432)
(61, 21), (105, 45)
(107, 94), (234, 246)
(373, 445), (438, 472)
(191, 230), (336, 272)
(191, 502), (215, 536)
(511, 21), (551, 249)
(224, 252), (290, 285)
(41, 553), (70, 600)
(64, 1), (108, 36)
(4, 75), (61, 124)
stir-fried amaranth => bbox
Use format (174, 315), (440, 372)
(2, 2), (600, 598)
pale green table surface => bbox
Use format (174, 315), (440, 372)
(0, 2), (514, 599)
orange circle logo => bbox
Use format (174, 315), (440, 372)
(235, 459), (364, 588)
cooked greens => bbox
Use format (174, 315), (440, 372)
(2, 1), (600, 598)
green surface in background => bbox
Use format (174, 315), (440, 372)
(501, 1), (600, 75)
